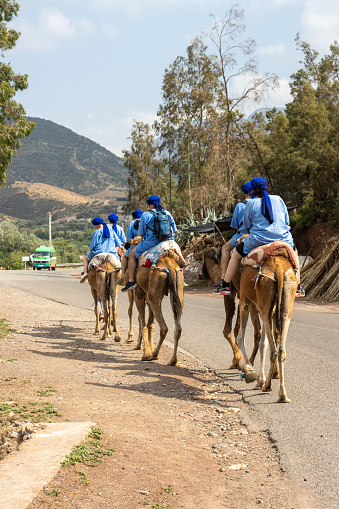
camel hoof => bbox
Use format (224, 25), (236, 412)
(245, 371), (258, 384)
(273, 372), (280, 379)
(229, 363), (238, 370)
(125, 337), (134, 343)
(168, 359), (177, 366)
(141, 354), (153, 361)
(262, 384), (273, 392)
(94, 332), (100, 336)
(100, 337), (108, 341)
(238, 358), (246, 371)
(133, 345), (142, 350)
(277, 396), (291, 403)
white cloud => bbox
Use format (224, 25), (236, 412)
(301, 0), (339, 51)
(13, 8), (93, 52)
(259, 43), (285, 56)
(101, 24), (120, 38)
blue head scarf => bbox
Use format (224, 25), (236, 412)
(241, 182), (252, 195)
(92, 217), (110, 238)
(132, 209), (143, 219)
(146, 195), (163, 211)
(250, 177), (273, 224)
(108, 213), (118, 233)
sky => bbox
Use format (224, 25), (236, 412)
(7, 0), (339, 157)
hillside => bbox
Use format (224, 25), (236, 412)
(6, 117), (127, 195)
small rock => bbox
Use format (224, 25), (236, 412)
(226, 463), (248, 471)
(140, 490), (149, 495)
(256, 499), (264, 504)
(207, 432), (218, 437)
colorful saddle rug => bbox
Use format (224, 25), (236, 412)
(138, 240), (185, 269)
(242, 241), (299, 272)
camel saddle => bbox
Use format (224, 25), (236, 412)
(242, 241), (299, 272)
(138, 240), (185, 269)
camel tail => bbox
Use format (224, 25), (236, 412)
(168, 267), (184, 322)
(275, 265), (284, 333)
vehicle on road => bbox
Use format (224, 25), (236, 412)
(31, 245), (57, 271)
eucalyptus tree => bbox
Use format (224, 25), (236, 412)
(123, 121), (167, 211)
(155, 37), (220, 218)
(0, 1), (35, 186)
(204, 5), (278, 212)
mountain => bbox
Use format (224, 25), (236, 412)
(6, 117), (127, 195)
(247, 107), (285, 121)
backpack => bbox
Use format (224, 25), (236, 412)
(148, 209), (172, 241)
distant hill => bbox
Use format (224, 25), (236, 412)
(247, 107), (285, 120)
(6, 117), (127, 195)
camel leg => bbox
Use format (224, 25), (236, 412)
(147, 307), (155, 354)
(126, 290), (135, 343)
(135, 315), (143, 350)
(91, 288), (100, 335)
(134, 292), (152, 359)
(255, 327), (268, 389)
(261, 317), (277, 392)
(277, 318), (291, 403)
(110, 272), (121, 342)
(133, 289), (145, 351)
(236, 299), (251, 370)
(147, 299), (168, 361)
(249, 304), (261, 366)
(223, 296), (244, 369)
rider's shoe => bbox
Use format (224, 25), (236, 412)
(296, 284), (305, 297)
(213, 282), (231, 296)
(121, 281), (137, 292)
(80, 272), (88, 283)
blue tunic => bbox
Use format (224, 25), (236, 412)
(135, 209), (177, 258)
(230, 199), (251, 246)
(126, 220), (139, 241)
(242, 195), (294, 254)
(110, 224), (126, 246)
(87, 227), (120, 260)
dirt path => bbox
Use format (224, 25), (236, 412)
(0, 287), (320, 509)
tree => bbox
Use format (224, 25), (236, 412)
(0, 1), (35, 186)
(204, 6), (278, 213)
(123, 121), (168, 211)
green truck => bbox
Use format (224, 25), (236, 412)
(32, 245), (57, 271)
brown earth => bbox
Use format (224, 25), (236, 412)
(0, 287), (322, 509)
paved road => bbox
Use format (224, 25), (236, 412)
(1, 269), (338, 507)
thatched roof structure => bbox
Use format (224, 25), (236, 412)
(300, 240), (339, 302)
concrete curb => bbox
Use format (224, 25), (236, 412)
(0, 421), (94, 509)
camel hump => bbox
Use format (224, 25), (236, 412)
(243, 241), (298, 271)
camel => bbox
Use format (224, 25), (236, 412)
(193, 238), (262, 376)
(87, 261), (122, 342)
(132, 247), (184, 365)
(236, 243), (298, 402)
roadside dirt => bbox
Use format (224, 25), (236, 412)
(0, 286), (322, 509)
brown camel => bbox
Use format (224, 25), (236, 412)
(133, 250), (184, 365)
(236, 246), (298, 402)
(87, 261), (122, 342)
(194, 238), (262, 375)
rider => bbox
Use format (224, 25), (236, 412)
(108, 213), (126, 246)
(121, 195), (176, 292)
(117, 209), (143, 285)
(214, 181), (253, 295)
(80, 217), (121, 283)
(221, 177), (295, 296)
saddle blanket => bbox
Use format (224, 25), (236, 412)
(88, 253), (121, 271)
(242, 241), (299, 272)
(138, 240), (185, 269)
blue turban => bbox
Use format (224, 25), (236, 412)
(132, 209), (143, 219)
(250, 177), (273, 224)
(108, 213), (118, 233)
(146, 195), (163, 211)
(92, 217), (110, 238)
(241, 182), (252, 195)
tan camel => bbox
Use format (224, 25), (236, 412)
(194, 238), (261, 377)
(87, 261), (122, 342)
(133, 250), (184, 365)
(236, 246), (298, 402)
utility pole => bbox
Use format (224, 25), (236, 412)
(48, 212), (52, 246)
